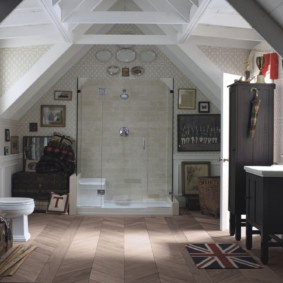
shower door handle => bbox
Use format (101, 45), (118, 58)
(143, 138), (146, 150)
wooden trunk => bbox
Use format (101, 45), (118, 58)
(0, 217), (13, 257)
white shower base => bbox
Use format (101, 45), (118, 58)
(76, 175), (178, 215)
(77, 197), (178, 215)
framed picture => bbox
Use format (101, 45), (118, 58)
(29, 122), (38, 132)
(54, 91), (72, 101)
(4, 146), (9, 155)
(5, 129), (10, 141)
(10, 136), (19, 154)
(198, 101), (210, 113)
(122, 67), (130, 77)
(178, 114), (221, 151)
(40, 105), (66, 127)
(182, 161), (210, 195)
(178, 88), (196, 109)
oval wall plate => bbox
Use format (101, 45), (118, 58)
(131, 66), (144, 76)
(95, 49), (112, 62)
(140, 50), (157, 63)
(116, 48), (136, 62)
(107, 65), (120, 76)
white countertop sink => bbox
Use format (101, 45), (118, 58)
(244, 165), (283, 177)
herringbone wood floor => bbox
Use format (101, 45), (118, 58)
(1, 210), (283, 283)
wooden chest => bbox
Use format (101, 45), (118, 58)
(12, 171), (69, 200)
(0, 216), (12, 257)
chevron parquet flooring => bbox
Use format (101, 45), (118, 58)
(1, 210), (283, 283)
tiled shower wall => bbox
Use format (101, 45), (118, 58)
(79, 79), (172, 200)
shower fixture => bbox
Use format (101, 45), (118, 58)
(120, 89), (129, 100)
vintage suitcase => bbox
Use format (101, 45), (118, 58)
(0, 216), (13, 257)
(198, 176), (220, 218)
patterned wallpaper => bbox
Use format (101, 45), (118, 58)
(0, 45), (51, 95)
(14, 44), (226, 151)
(199, 46), (250, 75)
(0, 41), (258, 157)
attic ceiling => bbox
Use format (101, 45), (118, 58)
(0, 0), (283, 119)
(0, 0), (262, 47)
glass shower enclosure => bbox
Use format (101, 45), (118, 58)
(76, 79), (174, 214)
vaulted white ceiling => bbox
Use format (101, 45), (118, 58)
(0, 0), (282, 119)
(0, 0), (261, 47)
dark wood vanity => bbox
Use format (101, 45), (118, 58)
(245, 166), (283, 264)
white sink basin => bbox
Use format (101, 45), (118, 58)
(244, 165), (283, 177)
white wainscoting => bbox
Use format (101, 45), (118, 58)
(173, 152), (221, 198)
(0, 154), (22, 197)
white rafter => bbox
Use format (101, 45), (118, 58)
(64, 11), (187, 24)
(39, 0), (73, 42)
(77, 34), (177, 45)
(177, 0), (211, 43)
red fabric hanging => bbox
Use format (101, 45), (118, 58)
(270, 52), (278, 79)
(261, 52), (279, 80)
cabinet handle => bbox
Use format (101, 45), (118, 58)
(219, 158), (229, 162)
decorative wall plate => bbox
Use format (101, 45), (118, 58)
(95, 49), (112, 62)
(140, 50), (157, 63)
(116, 48), (136, 62)
(107, 65), (120, 76)
(131, 66), (145, 76)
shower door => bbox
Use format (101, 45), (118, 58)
(78, 79), (172, 206)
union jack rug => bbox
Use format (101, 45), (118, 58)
(185, 243), (262, 269)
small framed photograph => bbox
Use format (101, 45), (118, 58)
(182, 161), (210, 195)
(122, 67), (130, 77)
(198, 101), (210, 113)
(29, 122), (38, 132)
(178, 89), (196, 109)
(4, 146), (9, 155)
(54, 91), (72, 101)
(5, 129), (10, 141)
(41, 105), (66, 127)
(10, 136), (19, 154)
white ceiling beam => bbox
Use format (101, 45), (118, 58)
(199, 11), (251, 29)
(0, 24), (59, 39)
(139, 0), (184, 33)
(192, 24), (263, 42)
(72, 0), (116, 42)
(40, 0), (73, 42)
(190, 36), (262, 49)
(227, 0), (283, 57)
(188, 0), (200, 6)
(167, 0), (193, 21)
(56, 0), (90, 21)
(1, 8), (50, 27)
(52, 0), (61, 5)
(0, 36), (60, 47)
(62, 0), (102, 21)
(64, 11), (187, 24)
(76, 34), (177, 45)
(177, 0), (211, 43)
